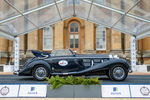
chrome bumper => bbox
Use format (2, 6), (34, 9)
(13, 71), (19, 75)
(129, 69), (132, 73)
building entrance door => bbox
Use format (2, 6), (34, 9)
(68, 21), (81, 53)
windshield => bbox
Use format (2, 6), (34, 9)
(51, 49), (73, 56)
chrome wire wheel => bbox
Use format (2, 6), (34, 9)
(33, 65), (48, 81)
(109, 64), (128, 81)
(113, 67), (125, 80)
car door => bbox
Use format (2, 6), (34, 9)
(50, 55), (83, 73)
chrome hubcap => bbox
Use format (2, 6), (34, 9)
(35, 67), (47, 79)
(113, 67), (125, 80)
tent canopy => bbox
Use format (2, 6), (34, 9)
(0, 0), (150, 40)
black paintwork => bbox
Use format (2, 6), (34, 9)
(18, 49), (131, 77)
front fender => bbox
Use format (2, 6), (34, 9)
(97, 59), (130, 69)
(19, 60), (51, 75)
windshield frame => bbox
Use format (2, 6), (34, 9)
(51, 49), (74, 56)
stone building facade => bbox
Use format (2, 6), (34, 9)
(0, 0), (150, 67)
(0, 17), (149, 66)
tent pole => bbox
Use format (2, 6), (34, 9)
(14, 37), (20, 72)
(131, 35), (136, 71)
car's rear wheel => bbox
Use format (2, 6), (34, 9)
(32, 65), (49, 81)
(109, 64), (128, 81)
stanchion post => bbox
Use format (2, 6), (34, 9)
(14, 37), (20, 72)
(131, 36), (136, 71)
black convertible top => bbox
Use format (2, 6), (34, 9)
(31, 50), (50, 57)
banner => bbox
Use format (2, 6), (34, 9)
(0, 85), (19, 97)
(19, 84), (47, 97)
(102, 85), (130, 97)
(130, 85), (150, 97)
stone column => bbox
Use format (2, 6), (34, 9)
(27, 30), (38, 57)
(27, 31), (38, 50)
(54, 21), (64, 49)
(84, 21), (94, 51)
(0, 37), (8, 64)
(111, 30), (121, 50)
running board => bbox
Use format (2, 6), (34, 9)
(51, 71), (83, 76)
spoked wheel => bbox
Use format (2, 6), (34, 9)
(109, 64), (128, 81)
(32, 65), (49, 81)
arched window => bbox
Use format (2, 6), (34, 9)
(68, 21), (80, 50)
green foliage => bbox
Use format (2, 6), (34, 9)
(46, 75), (101, 89)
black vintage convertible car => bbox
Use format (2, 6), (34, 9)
(14, 49), (132, 81)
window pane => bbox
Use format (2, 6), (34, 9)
(96, 26), (106, 50)
(103, 31), (105, 41)
(96, 38), (105, 49)
(70, 23), (74, 32)
(70, 34), (74, 39)
(49, 39), (53, 49)
(44, 38), (51, 49)
(75, 34), (79, 48)
(75, 23), (78, 32)
(43, 26), (53, 50)
(70, 34), (74, 48)
(75, 34), (79, 39)
(70, 39), (74, 48)
(96, 38), (100, 48)
(52, 50), (66, 56)
(96, 33), (103, 38)
(75, 39), (78, 48)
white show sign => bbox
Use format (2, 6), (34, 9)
(19, 84), (47, 97)
(0, 85), (19, 97)
(130, 85), (150, 97)
(102, 85), (130, 98)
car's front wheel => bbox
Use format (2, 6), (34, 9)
(109, 64), (128, 81)
(32, 65), (49, 81)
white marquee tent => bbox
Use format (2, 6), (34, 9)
(0, 0), (150, 71)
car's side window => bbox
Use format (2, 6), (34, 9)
(51, 50), (73, 56)
(65, 50), (72, 55)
